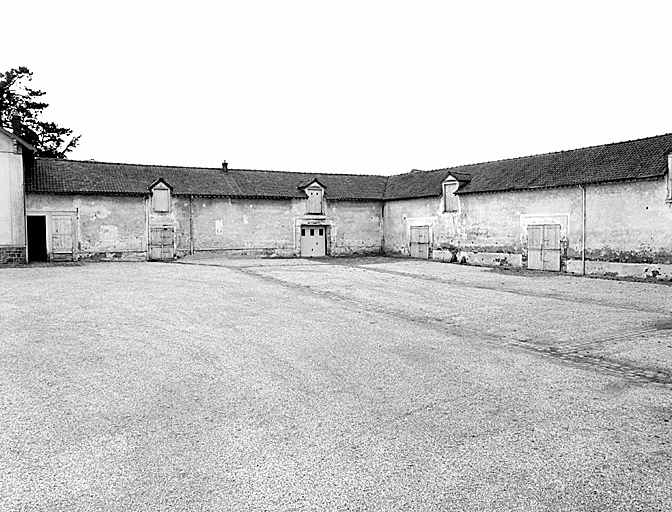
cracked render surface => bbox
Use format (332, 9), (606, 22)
(1, 258), (671, 511)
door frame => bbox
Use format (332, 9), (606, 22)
(26, 214), (48, 262)
(26, 210), (78, 262)
(148, 225), (175, 261)
(527, 223), (561, 271)
(300, 224), (327, 257)
(409, 225), (431, 259)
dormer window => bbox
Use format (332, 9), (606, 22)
(149, 180), (172, 213)
(307, 187), (323, 214)
(443, 179), (459, 213)
(299, 179), (326, 215)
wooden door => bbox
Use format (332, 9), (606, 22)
(527, 225), (544, 270)
(300, 226), (326, 257)
(51, 214), (75, 261)
(149, 226), (175, 261)
(527, 224), (561, 271)
(542, 224), (561, 271)
(410, 226), (430, 259)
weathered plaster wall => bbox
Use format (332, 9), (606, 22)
(324, 201), (382, 256)
(26, 194), (146, 259)
(0, 134), (26, 250)
(383, 197), (457, 256)
(583, 179), (672, 263)
(190, 197), (383, 256)
(459, 188), (580, 260)
(190, 197), (298, 256)
(383, 178), (672, 268)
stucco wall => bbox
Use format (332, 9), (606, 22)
(26, 194), (147, 259)
(324, 201), (382, 255)
(190, 197), (383, 257)
(0, 133), (26, 248)
(583, 179), (672, 263)
(190, 197), (298, 255)
(383, 196), (459, 256)
(383, 178), (672, 266)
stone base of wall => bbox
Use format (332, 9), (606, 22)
(0, 246), (26, 264)
(330, 246), (383, 257)
(79, 251), (146, 262)
(455, 251), (523, 268)
(566, 260), (672, 281)
(432, 249), (456, 262)
(193, 248), (297, 258)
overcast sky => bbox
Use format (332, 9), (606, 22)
(3, 1), (671, 175)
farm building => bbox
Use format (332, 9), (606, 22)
(1, 126), (672, 279)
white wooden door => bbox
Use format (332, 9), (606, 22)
(410, 226), (430, 259)
(527, 224), (561, 271)
(51, 214), (75, 261)
(300, 226), (326, 257)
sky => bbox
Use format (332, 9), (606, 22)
(2, 0), (672, 175)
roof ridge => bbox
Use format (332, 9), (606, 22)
(35, 158), (388, 178)
(229, 168), (387, 178)
(35, 157), (231, 171)
(427, 132), (672, 173)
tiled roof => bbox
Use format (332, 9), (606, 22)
(25, 133), (672, 201)
(383, 169), (452, 200)
(384, 133), (672, 199)
(26, 159), (388, 201)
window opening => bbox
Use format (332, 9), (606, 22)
(443, 181), (459, 212)
(152, 188), (170, 212)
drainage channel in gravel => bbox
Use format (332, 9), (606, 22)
(232, 265), (672, 390)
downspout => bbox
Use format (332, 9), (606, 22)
(189, 196), (194, 256)
(380, 201), (385, 255)
(578, 185), (586, 275)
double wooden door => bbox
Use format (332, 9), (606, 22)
(149, 226), (175, 261)
(527, 224), (561, 271)
(410, 226), (430, 259)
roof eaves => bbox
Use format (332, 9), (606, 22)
(457, 173), (666, 195)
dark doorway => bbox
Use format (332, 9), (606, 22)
(27, 216), (48, 262)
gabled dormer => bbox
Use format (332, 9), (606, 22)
(148, 178), (172, 213)
(442, 172), (471, 213)
(298, 178), (326, 215)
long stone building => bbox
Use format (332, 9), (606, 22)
(2, 126), (672, 279)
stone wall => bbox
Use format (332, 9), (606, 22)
(0, 246), (26, 264)
(26, 194), (147, 260)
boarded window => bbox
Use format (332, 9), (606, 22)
(152, 188), (170, 212)
(306, 188), (323, 214)
(215, 220), (224, 235)
(443, 181), (459, 212)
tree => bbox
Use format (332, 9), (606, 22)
(0, 66), (80, 158)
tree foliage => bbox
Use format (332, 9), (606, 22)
(0, 66), (80, 158)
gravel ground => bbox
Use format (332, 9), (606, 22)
(1, 258), (671, 511)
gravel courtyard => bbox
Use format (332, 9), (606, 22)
(1, 257), (671, 511)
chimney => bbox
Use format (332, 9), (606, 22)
(222, 160), (228, 172)
(11, 115), (22, 136)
